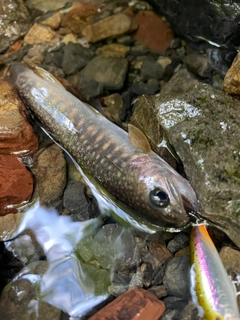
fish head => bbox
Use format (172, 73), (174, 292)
(127, 153), (198, 227)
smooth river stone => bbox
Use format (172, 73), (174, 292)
(0, 155), (33, 215)
(0, 80), (38, 156)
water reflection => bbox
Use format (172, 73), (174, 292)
(10, 202), (109, 318)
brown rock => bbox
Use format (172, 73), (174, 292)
(32, 144), (67, 205)
(0, 155), (33, 215)
(219, 246), (240, 273)
(89, 286), (165, 320)
(0, 81), (38, 156)
(24, 23), (60, 45)
(61, 3), (98, 34)
(132, 11), (174, 52)
(97, 43), (130, 58)
(223, 52), (240, 94)
(82, 13), (138, 43)
(148, 242), (173, 266)
(42, 12), (62, 30)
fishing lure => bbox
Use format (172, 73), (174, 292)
(190, 225), (240, 320)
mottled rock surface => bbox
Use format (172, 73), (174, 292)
(32, 144), (67, 205)
(89, 286), (166, 320)
(0, 81), (38, 156)
(132, 81), (240, 246)
(0, 0), (31, 53)
(25, 0), (68, 13)
(0, 155), (33, 215)
(0, 261), (61, 320)
(24, 24), (60, 45)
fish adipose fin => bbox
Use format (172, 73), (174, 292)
(128, 124), (151, 153)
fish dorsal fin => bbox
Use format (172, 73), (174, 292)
(34, 66), (65, 88)
(128, 124), (151, 153)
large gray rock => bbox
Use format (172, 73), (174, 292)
(132, 81), (240, 246)
(147, 0), (240, 48)
(0, 0), (31, 53)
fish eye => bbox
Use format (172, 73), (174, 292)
(149, 188), (170, 208)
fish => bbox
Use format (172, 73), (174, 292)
(8, 63), (199, 229)
(190, 224), (240, 320)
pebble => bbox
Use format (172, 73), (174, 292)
(223, 51), (240, 94)
(163, 254), (190, 298)
(96, 43), (130, 58)
(89, 286), (166, 320)
(219, 246), (240, 273)
(63, 180), (97, 221)
(62, 42), (94, 75)
(77, 56), (128, 98)
(140, 58), (164, 80)
(184, 52), (212, 78)
(32, 144), (67, 206)
(25, 0), (69, 13)
(24, 23), (60, 45)
(132, 11), (174, 52)
(61, 2), (98, 34)
(103, 93), (124, 123)
(0, 81), (38, 156)
(82, 13), (138, 43)
(167, 232), (190, 253)
(42, 11), (62, 30)
(0, 155), (34, 215)
(92, 224), (140, 271)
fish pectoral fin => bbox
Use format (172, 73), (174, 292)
(34, 66), (65, 88)
(128, 124), (152, 153)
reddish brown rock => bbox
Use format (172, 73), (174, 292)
(61, 3), (98, 34)
(132, 11), (174, 52)
(223, 52), (240, 94)
(0, 80), (38, 156)
(89, 286), (165, 320)
(0, 155), (33, 215)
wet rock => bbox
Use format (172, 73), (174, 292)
(131, 80), (160, 95)
(62, 42), (94, 75)
(148, 285), (167, 299)
(157, 56), (172, 71)
(103, 93), (123, 124)
(61, 2), (98, 34)
(24, 23), (60, 45)
(0, 81), (38, 156)
(132, 11), (174, 52)
(77, 56), (128, 98)
(82, 13), (138, 43)
(132, 82), (240, 246)
(140, 58), (164, 81)
(160, 68), (198, 96)
(129, 267), (144, 288)
(162, 297), (199, 320)
(163, 254), (190, 298)
(167, 233), (190, 253)
(97, 43), (130, 58)
(32, 144), (67, 206)
(184, 52), (212, 78)
(22, 43), (48, 65)
(219, 246), (240, 273)
(0, 261), (62, 320)
(92, 224), (140, 271)
(142, 241), (173, 270)
(0, 155), (33, 215)
(147, 0), (240, 49)
(63, 180), (97, 221)
(0, 0), (31, 53)
(25, 0), (68, 13)
(89, 286), (165, 320)
(223, 52), (240, 95)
